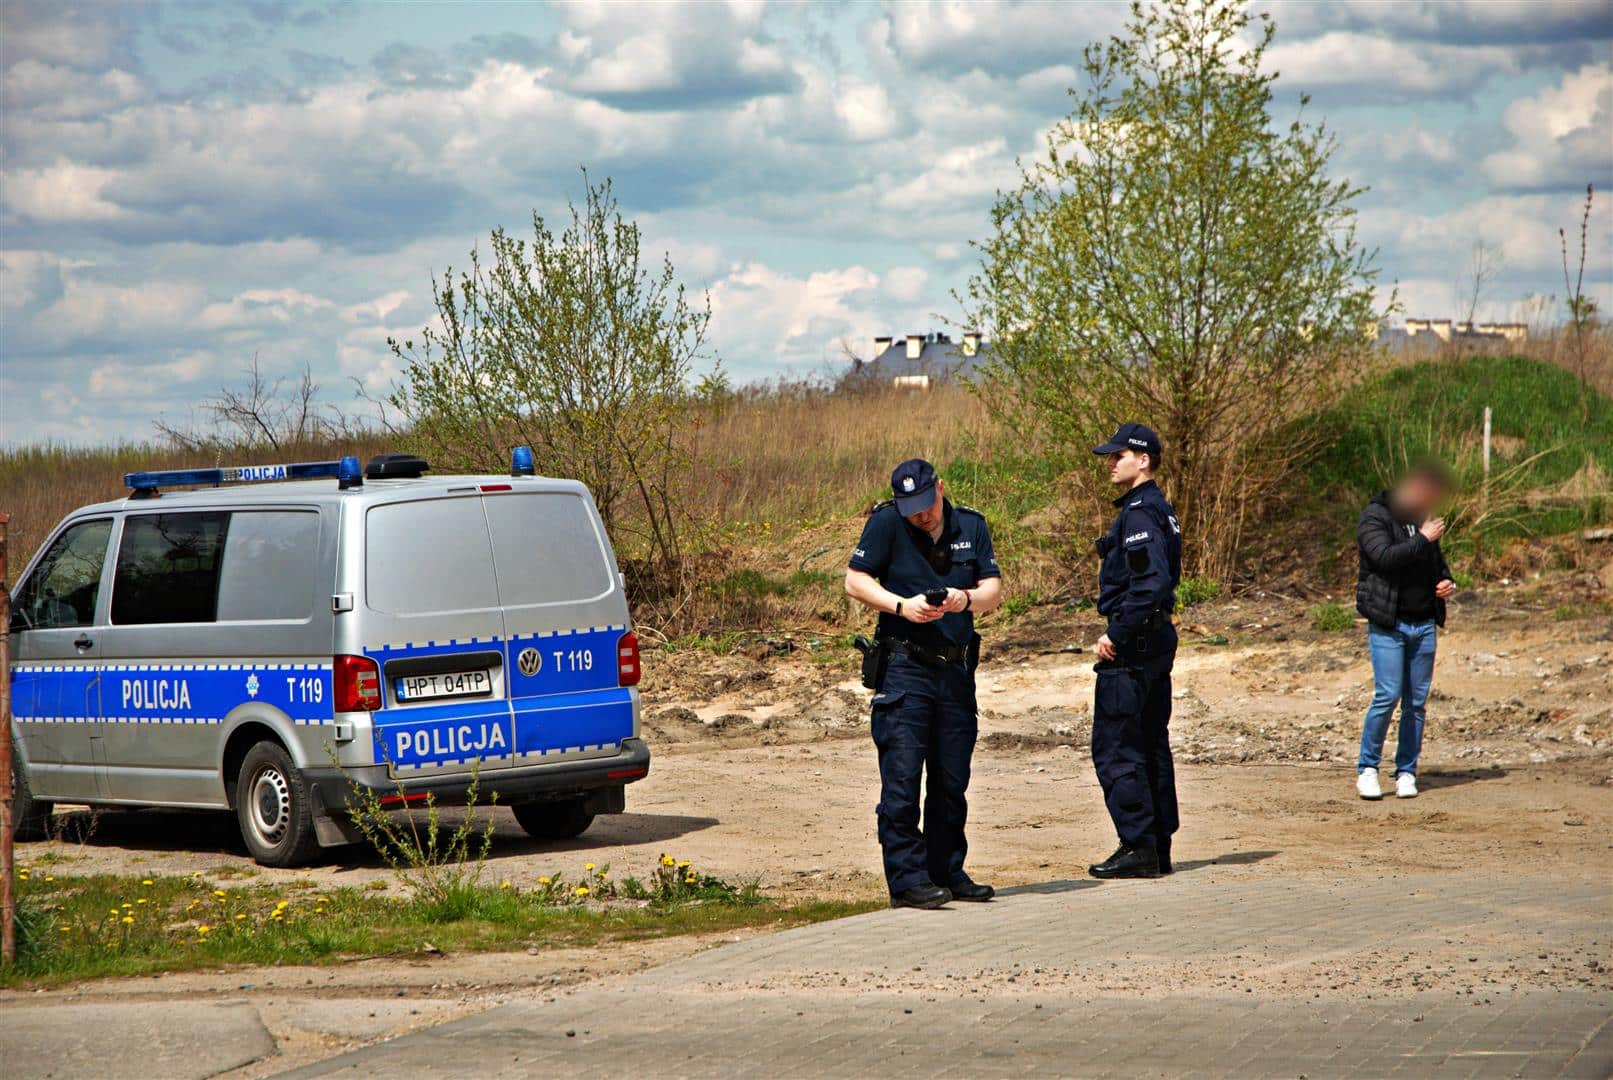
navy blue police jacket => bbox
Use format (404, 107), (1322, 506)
(1097, 479), (1182, 648)
(849, 499), (1000, 650)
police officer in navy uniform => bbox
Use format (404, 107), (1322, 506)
(845, 459), (1003, 909)
(1087, 423), (1183, 879)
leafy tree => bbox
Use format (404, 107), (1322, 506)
(384, 174), (714, 580)
(962, 0), (1386, 579)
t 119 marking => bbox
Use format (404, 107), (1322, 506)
(553, 648), (593, 672)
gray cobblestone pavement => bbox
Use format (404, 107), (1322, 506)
(281, 872), (1612, 1078)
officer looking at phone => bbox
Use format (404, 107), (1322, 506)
(845, 459), (1002, 909)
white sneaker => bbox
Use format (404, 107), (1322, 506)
(1357, 768), (1383, 800)
(1396, 773), (1418, 799)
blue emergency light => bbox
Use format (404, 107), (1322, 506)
(124, 455), (365, 496)
(510, 445), (536, 476)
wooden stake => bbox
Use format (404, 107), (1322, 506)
(1482, 406), (1492, 514)
(1, 512), (14, 967)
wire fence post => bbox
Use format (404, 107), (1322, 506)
(1481, 406), (1493, 516)
(1, 512), (14, 967)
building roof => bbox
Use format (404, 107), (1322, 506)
(856, 333), (991, 383)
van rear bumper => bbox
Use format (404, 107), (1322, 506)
(303, 737), (650, 843)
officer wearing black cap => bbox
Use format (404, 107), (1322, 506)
(1086, 423), (1182, 879)
(845, 459), (1002, 909)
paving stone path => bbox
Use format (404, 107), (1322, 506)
(282, 872), (1612, 1078)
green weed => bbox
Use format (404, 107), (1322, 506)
(1308, 601), (1355, 632)
(1176, 577), (1222, 607)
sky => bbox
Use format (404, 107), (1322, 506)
(2, 0), (1611, 445)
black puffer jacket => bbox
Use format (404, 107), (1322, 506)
(1356, 491), (1451, 631)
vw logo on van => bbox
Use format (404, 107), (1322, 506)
(517, 647), (543, 677)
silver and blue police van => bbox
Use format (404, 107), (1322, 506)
(7, 449), (649, 866)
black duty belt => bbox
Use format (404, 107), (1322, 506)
(886, 637), (969, 668)
(1102, 609), (1172, 632)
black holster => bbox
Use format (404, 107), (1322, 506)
(854, 635), (891, 691)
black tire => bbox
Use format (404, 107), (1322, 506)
(10, 756), (54, 842)
(511, 797), (595, 841)
(235, 741), (319, 867)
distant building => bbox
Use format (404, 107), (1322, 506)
(852, 331), (990, 389)
(1394, 318), (1528, 348)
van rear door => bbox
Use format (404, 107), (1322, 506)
(362, 497), (514, 778)
(481, 489), (636, 767)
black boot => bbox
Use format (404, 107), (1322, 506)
(1088, 843), (1161, 880)
(891, 883), (953, 909)
(949, 878), (995, 902)
(1156, 838), (1173, 875)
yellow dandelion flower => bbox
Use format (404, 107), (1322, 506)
(17, 869), (29, 880)
(677, 860), (690, 869)
(60, 924), (72, 933)
(585, 863), (595, 871)
(121, 916), (135, 925)
(44, 875), (55, 882)
(213, 890), (228, 899)
(137, 898), (149, 904)
(197, 925), (211, 935)
(500, 881), (512, 890)
(574, 885), (590, 897)
(142, 879), (154, 886)
(685, 874), (697, 884)
(122, 902), (133, 909)
(660, 855), (675, 867)
(108, 908), (120, 916)
(192, 871), (204, 878)
(538, 876), (551, 885)
(235, 913), (248, 921)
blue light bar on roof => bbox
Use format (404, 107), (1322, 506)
(124, 458), (354, 493)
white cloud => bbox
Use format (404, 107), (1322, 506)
(1483, 63), (1613, 191)
(883, 266), (929, 302)
(1263, 31), (1522, 98)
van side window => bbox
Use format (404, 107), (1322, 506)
(216, 511), (320, 621)
(14, 518), (113, 629)
(111, 512), (229, 625)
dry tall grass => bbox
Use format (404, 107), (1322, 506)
(683, 383), (1000, 536)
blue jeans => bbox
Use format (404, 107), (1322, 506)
(1358, 619), (1437, 776)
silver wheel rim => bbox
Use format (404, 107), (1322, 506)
(248, 765), (291, 846)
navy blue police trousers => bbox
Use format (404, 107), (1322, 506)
(869, 653), (977, 895)
(1091, 623), (1179, 852)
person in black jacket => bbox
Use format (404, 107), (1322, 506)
(1355, 464), (1454, 801)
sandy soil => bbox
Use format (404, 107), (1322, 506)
(9, 591), (1610, 1071)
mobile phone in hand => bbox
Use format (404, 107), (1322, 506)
(924, 588), (948, 607)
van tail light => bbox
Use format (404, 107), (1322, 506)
(334, 654), (382, 711)
(617, 632), (641, 687)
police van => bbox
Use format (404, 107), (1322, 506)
(7, 449), (649, 866)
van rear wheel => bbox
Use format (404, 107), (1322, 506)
(512, 797), (595, 840)
(10, 757), (54, 842)
(236, 741), (319, 867)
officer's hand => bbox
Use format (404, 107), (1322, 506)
(1419, 517), (1446, 542)
(941, 588), (970, 613)
(1095, 633), (1117, 661)
(902, 594), (943, 623)
(1435, 578), (1456, 599)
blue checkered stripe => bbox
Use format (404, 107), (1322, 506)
(367, 624), (633, 772)
(10, 662), (334, 727)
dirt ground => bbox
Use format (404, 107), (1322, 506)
(9, 588), (1611, 1071)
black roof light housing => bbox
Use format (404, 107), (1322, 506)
(364, 453), (431, 480)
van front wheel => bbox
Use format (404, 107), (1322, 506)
(512, 797), (595, 841)
(10, 757), (54, 841)
(236, 741), (319, 867)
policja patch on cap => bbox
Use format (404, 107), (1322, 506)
(1092, 422), (1162, 463)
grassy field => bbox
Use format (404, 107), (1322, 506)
(3, 859), (877, 989)
(2, 353), (1608, 607)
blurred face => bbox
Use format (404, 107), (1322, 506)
(903, 479), (945, 533)
(1397, 474), (1446, 519)
(1106, 449), (1150, 487)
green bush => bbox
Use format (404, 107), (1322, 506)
(1308, 601), (1355, 632)
(1177, 577), (1222, 607)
